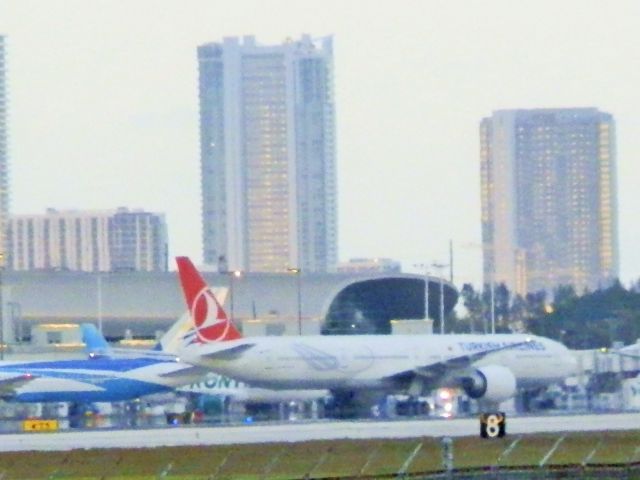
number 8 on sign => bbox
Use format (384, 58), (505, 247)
(480, 412), (506, 438)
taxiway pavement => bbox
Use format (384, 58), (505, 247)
(2, 413), (639, 452)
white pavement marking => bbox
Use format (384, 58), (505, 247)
(538, 435), (565, 467)
(582, 438), (604, 466)
(496, 436), (521, 465)
(1, 413), (640, 452)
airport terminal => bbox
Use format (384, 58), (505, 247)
(1, 265), (640, 431)
(0, 268), (458, 347)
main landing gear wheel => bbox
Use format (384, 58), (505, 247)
(479, 412), (506, 438)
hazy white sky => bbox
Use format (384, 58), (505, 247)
(1, 0), (639, 286)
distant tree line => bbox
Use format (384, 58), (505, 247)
(451, 280), (640, 349)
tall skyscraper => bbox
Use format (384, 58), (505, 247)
(7, 208), (168, 272)
(197, 35), (337, 273)
(480, 108), (618, 295)
(0, 36), (9, 260)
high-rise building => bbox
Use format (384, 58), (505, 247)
(198, 35), (337, 273)
(480, 108), (618, 295)
(7, 208), (168, 272)
(0, 36), (9, 260)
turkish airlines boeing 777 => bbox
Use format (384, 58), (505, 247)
(175, 256), (578, 435)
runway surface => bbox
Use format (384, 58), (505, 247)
(2, 413), (640, 452)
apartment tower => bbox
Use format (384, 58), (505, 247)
(480, 108), (618, 295)
(7, 209), (168, 272)
(197, 35), (337, 273)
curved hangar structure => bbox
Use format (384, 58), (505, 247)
(4, 270), (458, 339)
(322, 276), (458, 334)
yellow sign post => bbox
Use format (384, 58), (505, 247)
(22, 419), (59, 432)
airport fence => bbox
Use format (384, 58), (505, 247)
(416, 462), (640, 479)
(2, 431), (640, 479)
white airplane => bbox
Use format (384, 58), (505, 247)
(175, 256), (579, 434)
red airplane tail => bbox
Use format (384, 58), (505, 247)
(175, 256), (242, 344)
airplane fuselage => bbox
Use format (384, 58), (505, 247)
(181, 333), (577, 392)
(0, 358), (206, 403)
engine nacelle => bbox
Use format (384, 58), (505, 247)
(461, 365), (517, 404)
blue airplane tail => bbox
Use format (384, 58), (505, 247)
(80, 323), (178, 361)
(80, 323), (111, 358)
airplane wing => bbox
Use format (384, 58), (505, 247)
(183, 342), (255, 361)
(607, 348), (640, 360)
(95, 348), (181, 362)
(81, 323), (181, 362)
(0, 373), (37, 398)
(158, 364), (211, 378)
(383, 339), (533, 389)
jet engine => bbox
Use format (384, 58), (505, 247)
(461, 365), (517, 404)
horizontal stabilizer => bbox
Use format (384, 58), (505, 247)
(0, 373), (36, 398)
(95, 348), (180, 362)
(159, 365), (211, 379)
(191, 343), (255, 361)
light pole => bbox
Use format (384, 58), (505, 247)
(431, 262), (449, 334)
(8, 302), (21, 344)
(413, 263), (430, 321)
(287, 268), (302, 335)
(460, 242), (496, 335)
(489, 276), (495, 335)
(229, 270), (242, 323)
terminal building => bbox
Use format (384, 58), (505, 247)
(0, 268), (458, 346)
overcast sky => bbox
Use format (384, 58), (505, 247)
(1, 0), (639, 287)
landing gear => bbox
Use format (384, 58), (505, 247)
(325, 390), (382, 418)
(395, 396), (430, 416)
(325, 391), (360, 418)
(325, 392), (432, 419)
(479, 412), (506, 438)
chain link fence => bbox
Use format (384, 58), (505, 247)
(2, 432), (640, 479)
(417, 463), (640, 479)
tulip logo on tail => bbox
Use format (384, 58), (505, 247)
(191, 288), (233, 343)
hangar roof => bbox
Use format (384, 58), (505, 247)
(1, 270), (458, 339)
